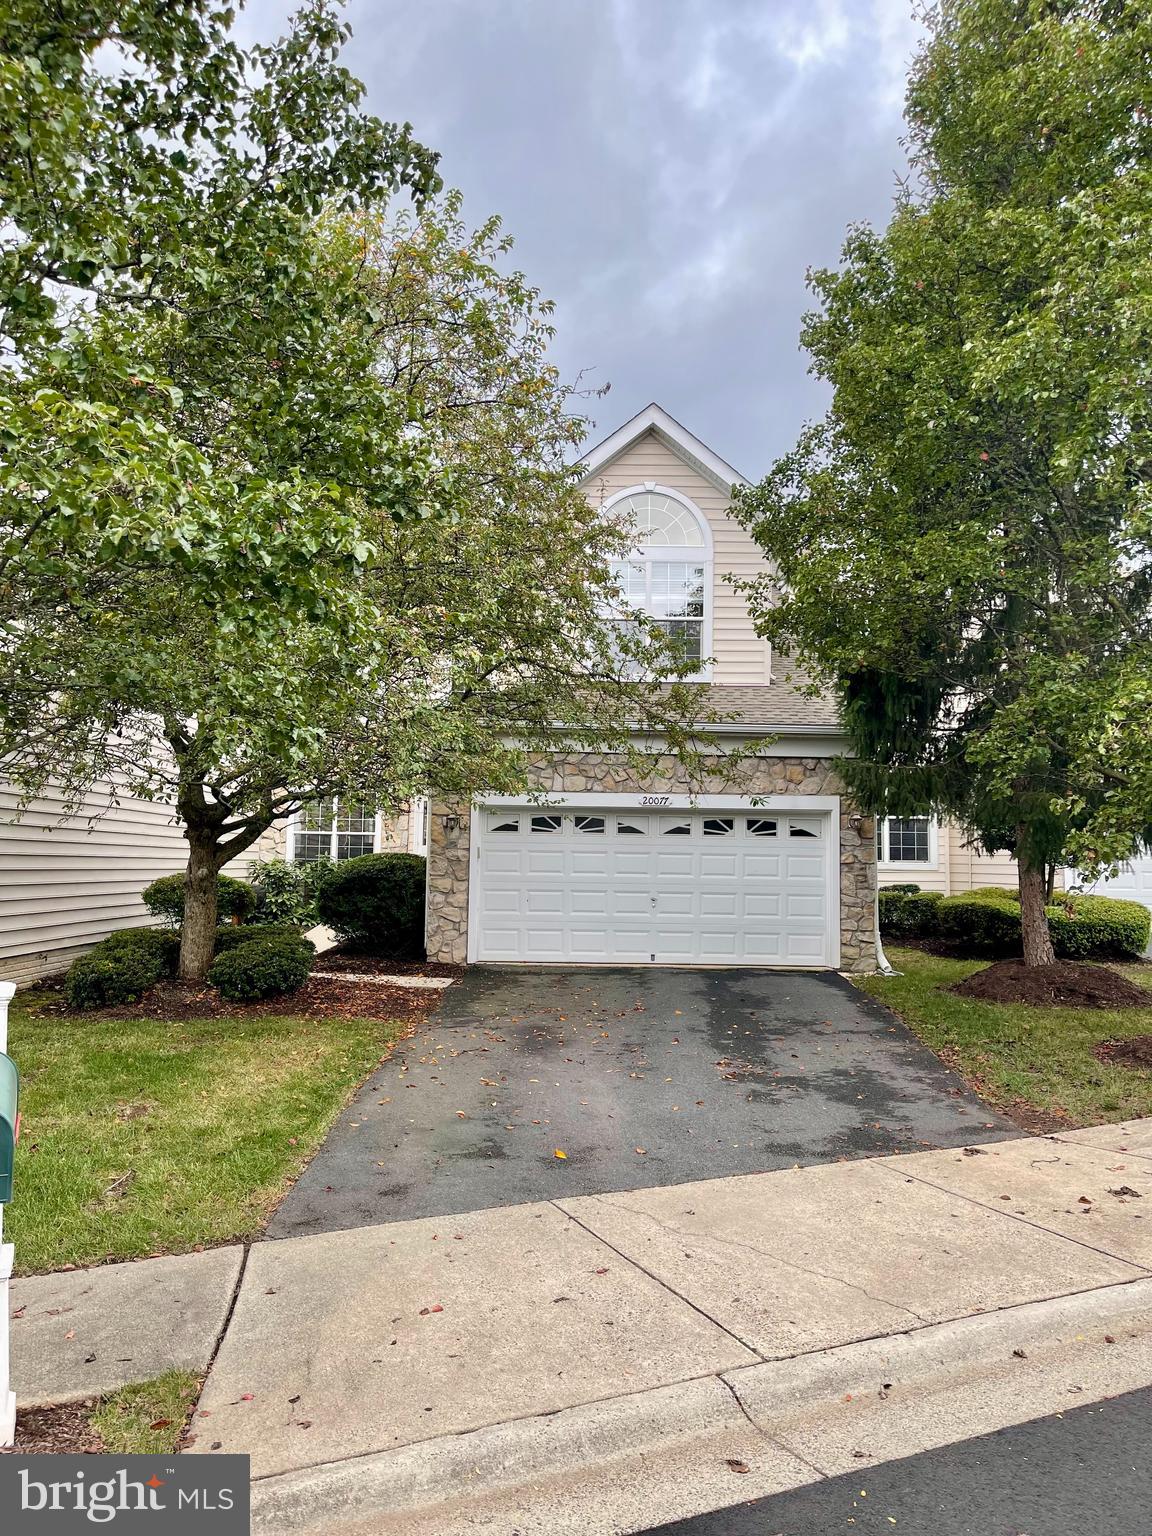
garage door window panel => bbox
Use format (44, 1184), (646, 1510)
(615, 816), (649, 835)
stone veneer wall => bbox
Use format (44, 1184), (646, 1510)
(426, 753), (878, 974)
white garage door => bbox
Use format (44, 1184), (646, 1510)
(1071, 858), (1152, 953)
(472, 804), (835, 966)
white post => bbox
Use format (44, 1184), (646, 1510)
(0, 979), (15, 1447)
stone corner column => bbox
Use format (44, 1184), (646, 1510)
(839, 806), (879, 974)
(425, 798), (472, 965)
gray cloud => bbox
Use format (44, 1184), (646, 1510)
(242, 0), (922, 476)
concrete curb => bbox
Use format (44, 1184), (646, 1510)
(249, 1278), (1152, 1536)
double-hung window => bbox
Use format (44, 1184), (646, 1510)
(607, 489), (710, 671)
(878, 815), (935, 865)
(291, 797), (377, 862)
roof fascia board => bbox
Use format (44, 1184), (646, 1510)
(578, 402), (749, 494)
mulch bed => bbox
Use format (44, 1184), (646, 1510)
(1095, 1035), (1152, 1071)
(951, 959), (1151, 1009)
(4, 1401), (104, 1454)
(38, 975), (443, 1026)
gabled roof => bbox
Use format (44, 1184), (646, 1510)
(578, 402), (749, 495)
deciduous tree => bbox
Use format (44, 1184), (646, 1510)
(7, 197), (708, 977)
(736, 0), (1152, 969)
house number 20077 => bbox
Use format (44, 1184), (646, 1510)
(640, 795), (672, 806)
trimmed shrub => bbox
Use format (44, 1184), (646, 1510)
(208, 933), (314, 1002)
(248, 857), (336, 927)
(316, 853), (426, 958)
(936, 886), (1150, 960)
(142, 872), (257, 927)
(936, 887), (1023, 956)
(66, 943), (164, 1010)
(1047, 893), (1150, 959)
(100, 926), (182, 976)
(212, 923), (314, 956)
(878, 887), (944, 939)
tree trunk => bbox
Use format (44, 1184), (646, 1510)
(180, 833), (222, 981)
(1018, 855), (1056, 968)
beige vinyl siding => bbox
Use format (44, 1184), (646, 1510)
(877, 860), (950, 895)
(0, 782), (188, 984)
(581, 430), (770, 685)
(877, 818), (1064, 896)
(945, 824), (1066, 893)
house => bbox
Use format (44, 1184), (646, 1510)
(423, 402), (878, 972)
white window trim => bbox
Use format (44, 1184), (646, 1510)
(411, 796), (429, 856)
(877, 814), (939, 869)
(601, 482), (714, 682)
(286, 798), (382, 862)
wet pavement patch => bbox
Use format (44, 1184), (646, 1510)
(267, 966), (1018, 1240)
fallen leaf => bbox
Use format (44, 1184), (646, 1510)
(554, 1149), (568, 1159)
(149, 1419), (172, 1430)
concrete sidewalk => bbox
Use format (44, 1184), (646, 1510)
(179, 1120), (1152, 1535)
(11, 1245), (244, 1408)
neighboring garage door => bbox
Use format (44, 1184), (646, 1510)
(472, 803), (835, 966)
(1071, 858), (1152, 954)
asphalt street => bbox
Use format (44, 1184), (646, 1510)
(633, 1386), (1152, 1536)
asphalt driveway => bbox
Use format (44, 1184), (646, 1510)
(267, 966), (1016, 1240)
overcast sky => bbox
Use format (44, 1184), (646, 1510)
(242, 1), (924, 479)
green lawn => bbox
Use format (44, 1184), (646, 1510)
(7, 991), (407, 1274)
(90, 1372), (202, 1454)
(858, 946), (1152, 1130)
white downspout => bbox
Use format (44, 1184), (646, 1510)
(874, 887), (897, 975)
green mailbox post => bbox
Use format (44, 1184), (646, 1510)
(0, 1052), (16, 1205)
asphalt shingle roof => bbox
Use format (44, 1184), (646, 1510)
(689, 666), (842, 730)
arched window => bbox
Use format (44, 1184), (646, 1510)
(605, 486), (712, 671)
